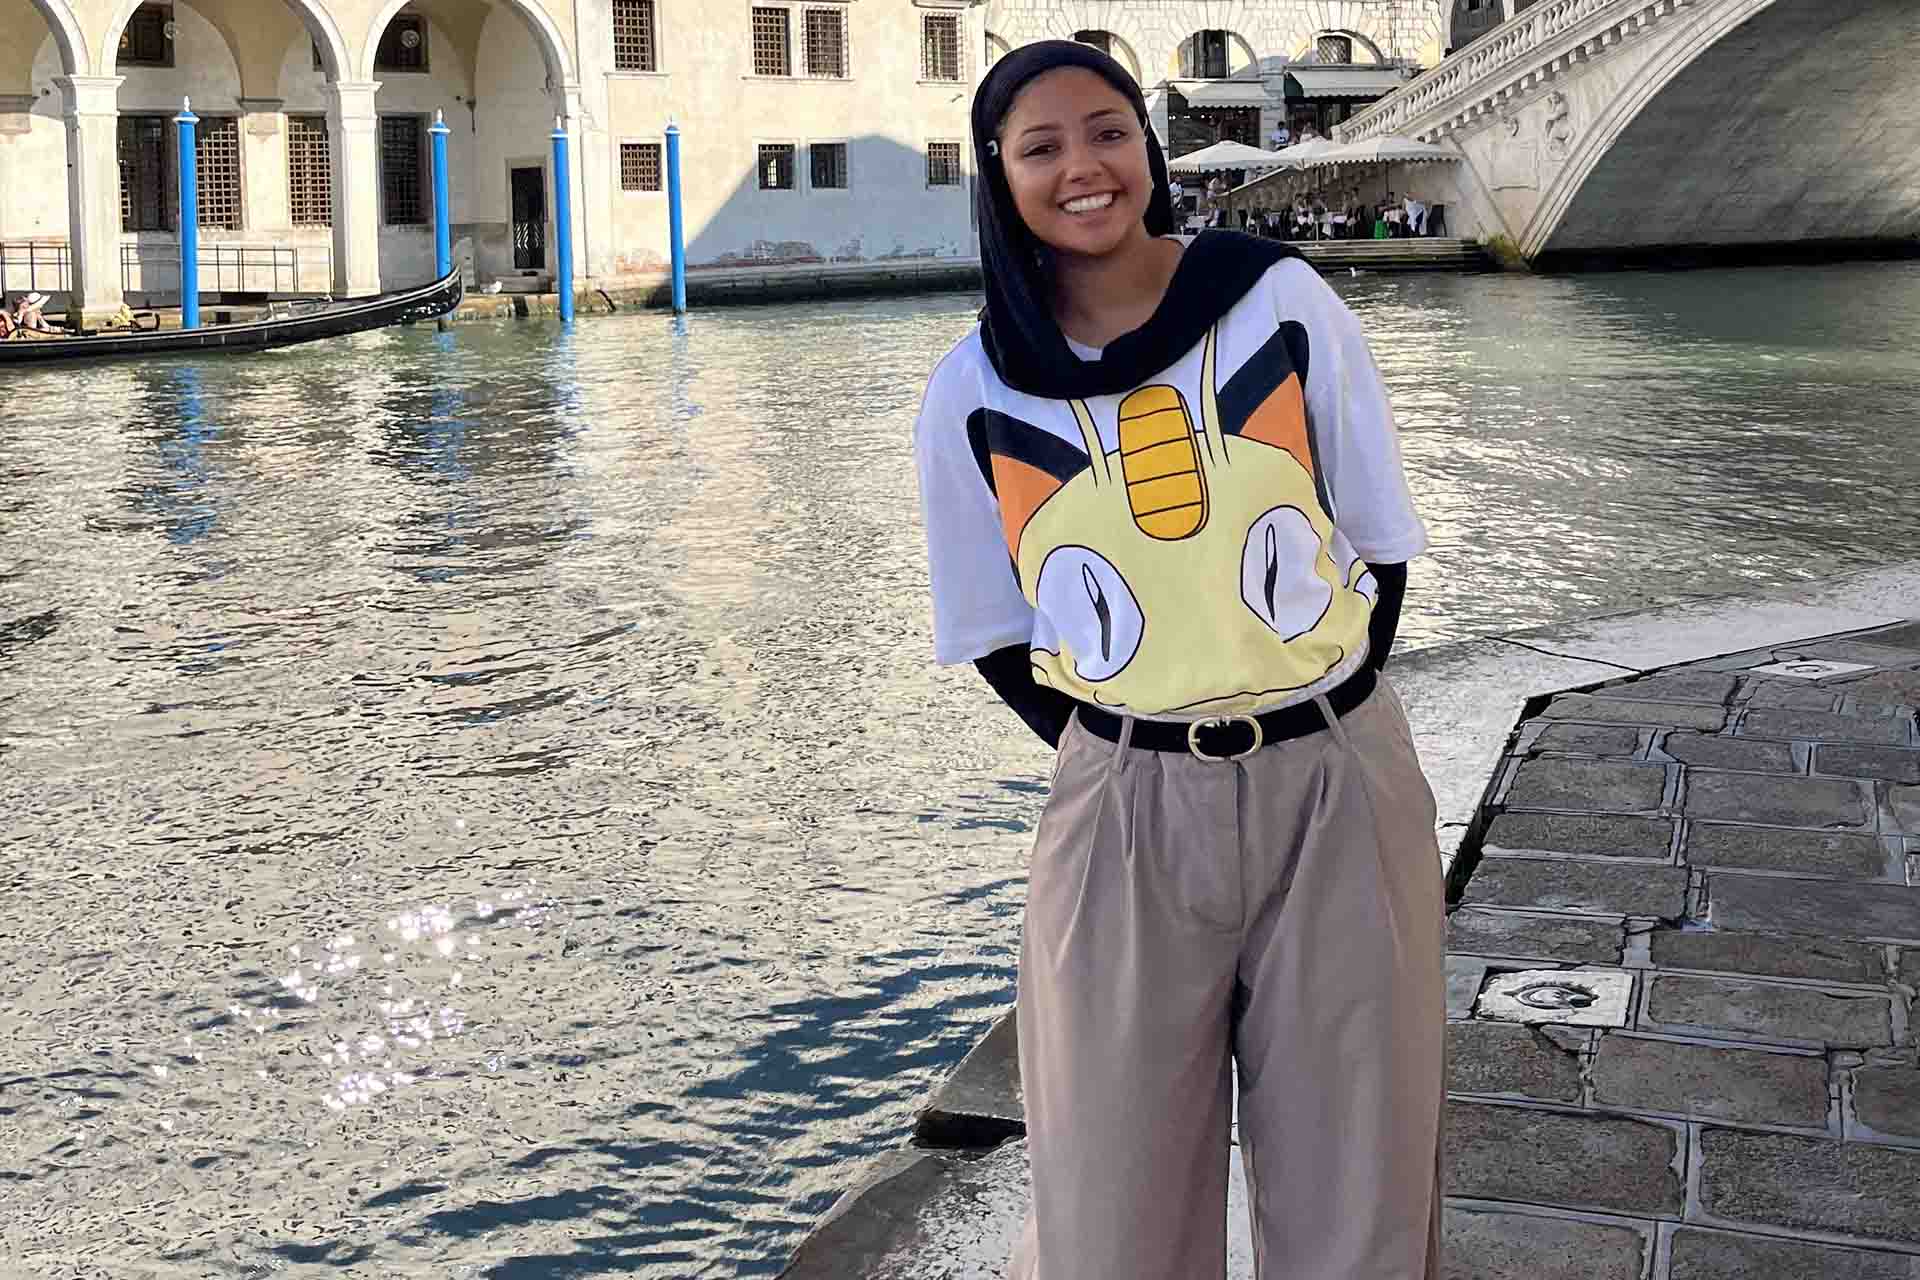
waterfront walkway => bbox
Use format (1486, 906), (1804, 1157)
(782, 572), (1920, 1279)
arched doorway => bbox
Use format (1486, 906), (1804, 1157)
(0, 1), (94, 315)
(364, 0), (581, 293)
(1072, 29), (1141, 83)
(1447, 0), (1506, 53)
(1173, 29), (1255, 80)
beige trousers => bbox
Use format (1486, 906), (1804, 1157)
(1010, 680), (1445, 1280)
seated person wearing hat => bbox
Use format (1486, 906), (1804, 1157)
(11, 291), (53, 334)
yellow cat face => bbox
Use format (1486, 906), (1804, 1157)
(972, 325), (1376, 717)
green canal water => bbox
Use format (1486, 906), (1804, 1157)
(2, 262), (1917, 1276)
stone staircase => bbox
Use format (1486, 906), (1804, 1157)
(1293, 237), (1495, 272)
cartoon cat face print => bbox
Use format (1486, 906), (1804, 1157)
(969, 324), (1376, 717)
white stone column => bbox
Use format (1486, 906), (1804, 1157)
(326, 80), (383, 297)
(55, 75), (125, 325)
(237, 98), (287, 234)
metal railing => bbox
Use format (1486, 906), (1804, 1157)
(0, 240), (333, 299)
(1337, 0), (1685, 142)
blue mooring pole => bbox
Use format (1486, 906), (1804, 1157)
(174, 97), (200, 330)
(429, 109), (452, 280)
(551, 115), (574, 324)
(665, 120), (686, 315)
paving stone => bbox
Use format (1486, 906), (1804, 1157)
(1894, 786), (1920, 836)
(1447, 955), (1491, 1019)
(1649, 929), (1884, 985)
(1841, 669), (1920, 711)
(1462, 859), (1688, 919)
(1605, 670), (1739, 704)
(1442, 1207), (1650, 1280)
(1645, 974), (1892, 1046)
(1447, 1022), (1583, 1102)
(1664, 733), (1797, 773)
(1816, 745), (1920, 784)
(1851, 1065), (1920, 1141)
(1448, 908), (1623, 964)
(1445, 1102), (1682, 1215)
(1590, 1034), (1828, 1126)
(1683, 772), (1871, 829)
(1742, 679), (1843, 710)
(1740, 708), (1915, 746)
(1668, 1226), (1920, 1279)
(1686, 824), (1891, 880)
(1543, 694), (1728, 732)
(1483, 812), (1673, 861)
(1505, 757), (1667, 814)
(1532, 722), (1644, 756)
(1698, 1128), (1920, 1244)
(1792, 640), (1920, 668)
(1710, 875), (1920, 943)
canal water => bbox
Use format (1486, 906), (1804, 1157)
(2, 261), (1917, 1277)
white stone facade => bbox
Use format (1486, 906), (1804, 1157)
(0, 0), (983, 319)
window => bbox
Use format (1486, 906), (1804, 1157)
(1073, 29), (1110, 56)
(1317, 34), (1354, 64)
(809, 142), (847, 189)
(620, 141), (662, 191)
(922, 13), (962, 81)
(380, 115), (425, 224)
(288, 115), (332, 225)
(804, 8), (847, 78)
(1181, 30), (1231, 79)
(613, 0), (657, 72)
(118, 115), (173, 232)
(195, 117), (242, 230)
(927, 141), (962, 187)
(119, 3), (174, 68)
(751, 7), (791, 77)
(758, 143), (796, 190)
(375, 13), (429, 73)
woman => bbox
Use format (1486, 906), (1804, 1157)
(913, 41), (1444, 1279)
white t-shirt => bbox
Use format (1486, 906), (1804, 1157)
(914, 256), (1426, 719)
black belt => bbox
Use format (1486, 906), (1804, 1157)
(1073, 665), (1377, 761)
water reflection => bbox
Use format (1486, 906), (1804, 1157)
(0, 262), (1917, 1276)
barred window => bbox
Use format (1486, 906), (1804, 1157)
(380, 115), (425, 224)
(1316, 34), (1354, 64)
(288, 115), (332, 225)
(921, 13), (961, 81)
(375, 13), (429, 73)
(612, 0), (657, 72)
(195, 116), (242, 230)
(1073, 29), (1110, 56)
(751, 8), (791, 77)
(119, 3), (174, 68)
(809, 142), (847, 190)
(927, 141), (962, 186)
(758, 143), (795, 190)
(118, 115), (173, 232)
(804, 9), (846, 78)
(620, 142), (662, 192)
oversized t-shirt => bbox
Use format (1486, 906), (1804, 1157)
(915, 254), (1426, 720)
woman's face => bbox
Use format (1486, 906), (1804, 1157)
(997, 67), (1154, 260)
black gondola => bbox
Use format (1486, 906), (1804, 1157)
(0, 269), (465, 366)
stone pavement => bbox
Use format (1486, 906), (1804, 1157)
(782, 608), (1920, 1280)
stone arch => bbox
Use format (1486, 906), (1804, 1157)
(22, 0), (89, 75)
(1171, 29), (1258, 79)
(1524, 0), (1781, 256)
(365, 0), (572, 87)
(102, 0), (350, 81)
(1071, 29), (1141, 83)
(984, 31), (1011, 67)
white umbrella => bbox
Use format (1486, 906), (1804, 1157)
(1167, 140), (1292, 175)
(1273, 136), (1343, 169)
(1313, 136), (1460, 166)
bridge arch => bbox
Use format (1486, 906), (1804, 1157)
(1527, 0), (1920, 260)
(365, 0), (573, 86)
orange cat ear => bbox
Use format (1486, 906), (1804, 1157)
(967, 409), (1090, 554)
(1219, 322), (1316, 477)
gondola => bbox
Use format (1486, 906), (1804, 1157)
(0, 268), (464, 366)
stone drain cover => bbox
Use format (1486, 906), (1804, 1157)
(1745, 659), (1876, 680)
(1474, 968), (1633, 1028)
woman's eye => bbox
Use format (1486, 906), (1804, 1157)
(1023, 144), (1056, 158)
(1097, 129), (1128, 142)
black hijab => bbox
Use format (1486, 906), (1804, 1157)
(971, 41), (1304, 401)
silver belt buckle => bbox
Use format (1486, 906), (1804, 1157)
(1187, 714), (1263, 762)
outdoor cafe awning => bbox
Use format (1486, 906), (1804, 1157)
(1283, 67), (1409, 99)
(1167, 140), (1292, 175)
(1177, 80), (1274, 109)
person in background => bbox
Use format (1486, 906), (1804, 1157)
(1404, 193), (1428, 237)
(13, 291), (51, 332)
(0, 299), (14, 341)
(1271, 121), (1291, 150)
